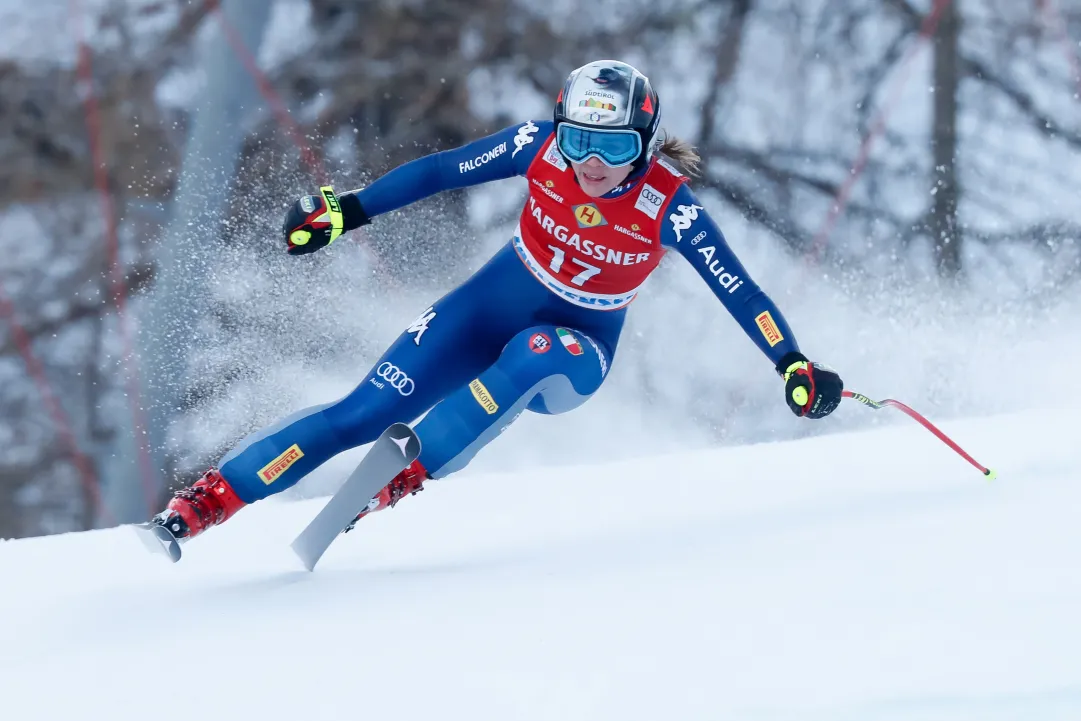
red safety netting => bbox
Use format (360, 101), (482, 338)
(205, 0), (327, 177)
(0, 287), (112, 524)
(204, 2), (381, 256)
(72, 0), (158, 519)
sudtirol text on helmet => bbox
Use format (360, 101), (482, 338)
(553, 60), (662, 171)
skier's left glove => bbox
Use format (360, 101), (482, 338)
(776, 352), (843, 419)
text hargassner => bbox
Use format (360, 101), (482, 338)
(528, 197), (651, 267)
(459, 142), (508, 173)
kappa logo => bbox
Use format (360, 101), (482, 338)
(406, 306), (436, 345)
(469, 379), (498, 414)
(512, 120), (539, 158)
(542, 140), (568, 171)
(258, 444), (304, 485)
(669, 204), (703, 242)
(573, 203), (607, 228)
(634, 183), (666, 220)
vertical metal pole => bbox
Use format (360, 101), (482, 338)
(929, 0), (961, 277)
(101, 0), (274, 524)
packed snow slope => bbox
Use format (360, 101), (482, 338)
(1, 407), (1079, 721)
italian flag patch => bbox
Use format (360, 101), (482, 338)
(556, 328), (583, 356)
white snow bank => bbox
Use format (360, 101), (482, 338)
(1, 407), (1078, 720)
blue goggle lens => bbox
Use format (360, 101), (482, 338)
(556, 125), (642, 168)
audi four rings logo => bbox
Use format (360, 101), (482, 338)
(641, 187), (662, 205)
(376, 362), (415, 396)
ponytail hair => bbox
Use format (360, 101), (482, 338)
(655, 131), (702, 177)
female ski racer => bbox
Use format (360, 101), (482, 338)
(148, 60), (844, 543)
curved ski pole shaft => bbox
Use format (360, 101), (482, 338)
(842, 390), (996, 479)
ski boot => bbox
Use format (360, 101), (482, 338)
(136, 469), (247, 561)
(343, 459), (428, 533)
(154, 468), (247, 540)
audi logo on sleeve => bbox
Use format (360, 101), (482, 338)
(369, 362), (415, 396)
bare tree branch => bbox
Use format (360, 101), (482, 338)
(698, 0), (753, 157)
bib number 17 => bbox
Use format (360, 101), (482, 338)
(548, 246), (601, 287)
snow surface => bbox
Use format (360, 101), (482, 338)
(1, 407), (1079, 720)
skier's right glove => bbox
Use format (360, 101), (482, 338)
(283, 186), (370, 255)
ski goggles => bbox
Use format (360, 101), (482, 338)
(556, 124), (642, 168)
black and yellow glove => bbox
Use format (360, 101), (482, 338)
(283, 186), (370, 255)
(776, 352), (843, 419)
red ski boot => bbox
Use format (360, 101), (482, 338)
(343, 459), (428, 533)
(153, 468), (247, 541)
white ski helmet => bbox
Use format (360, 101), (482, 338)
(553, 60), (662, 172)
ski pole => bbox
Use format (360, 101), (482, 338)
(841, 390), (997, 479)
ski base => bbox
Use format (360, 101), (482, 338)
(291, 422), (421, 572)
(133, 522), (182, 563)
